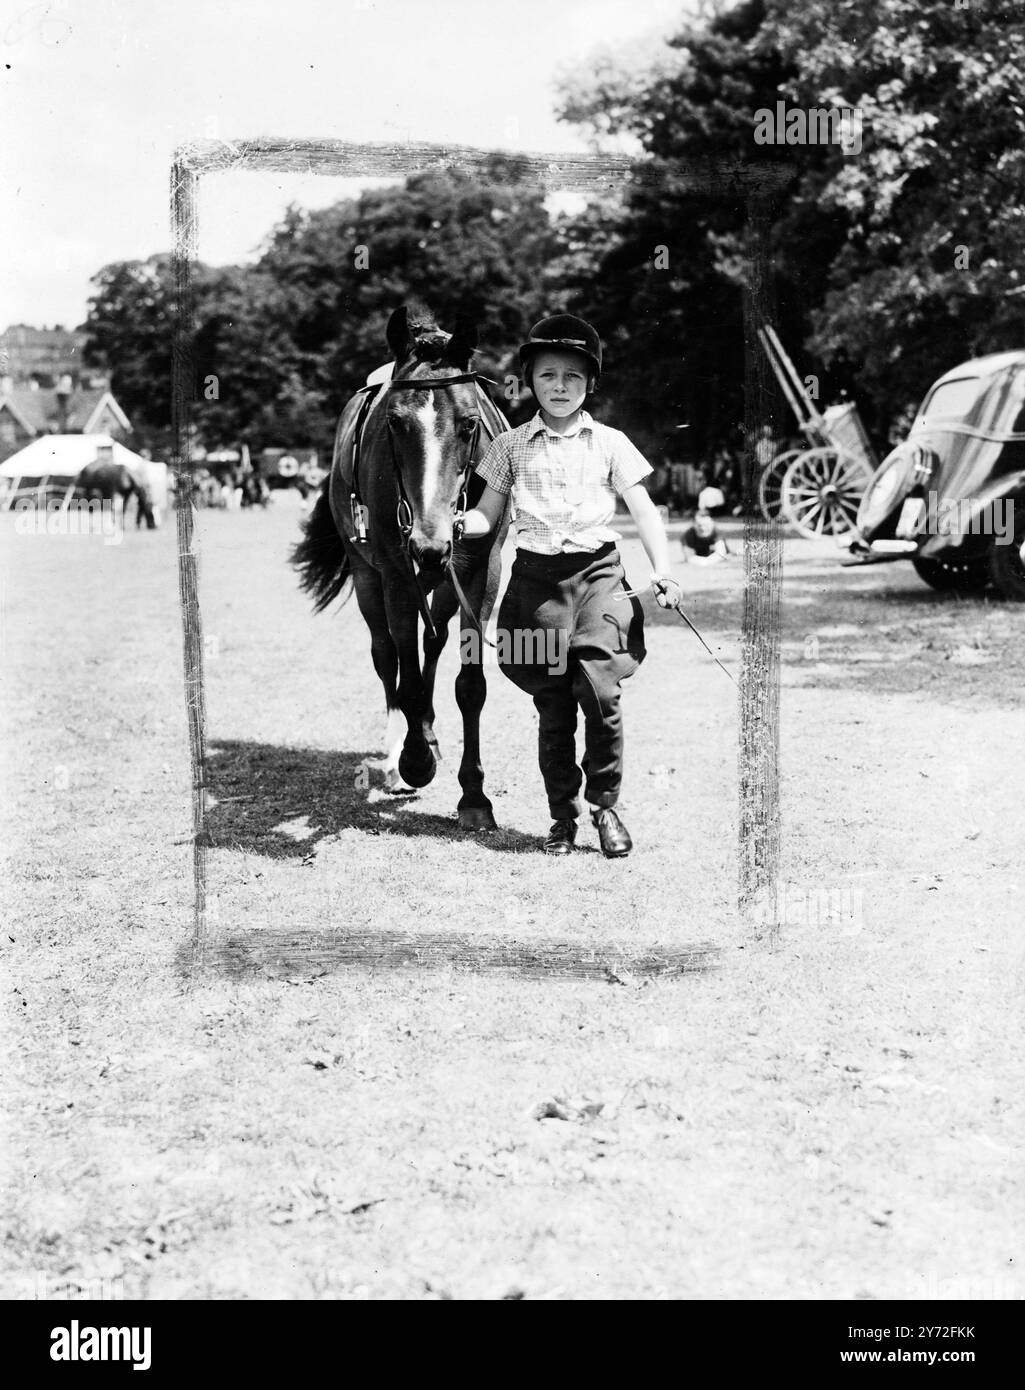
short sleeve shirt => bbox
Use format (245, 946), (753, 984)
(474, 411), (652, 554)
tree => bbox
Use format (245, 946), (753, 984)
(554, 0), (1025, 454)
(83, 256), (178, 444)
(99, 158), (562, 456)
(553, 0), (814, 461)
(772, 0), (1025, 425)
(83, 256), (248, 453)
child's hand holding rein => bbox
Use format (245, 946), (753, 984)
(454, 484), (507, 540)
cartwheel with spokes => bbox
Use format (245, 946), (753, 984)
(779, 446), (876, 539)
(755, 324), (878, 538)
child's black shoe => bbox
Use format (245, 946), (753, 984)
(544, 819), (577, 855)
(591, 807), (632, 858)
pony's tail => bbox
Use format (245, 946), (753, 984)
(290, 486), (352, 614)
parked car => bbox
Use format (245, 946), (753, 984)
(842, 351), (1025, 600)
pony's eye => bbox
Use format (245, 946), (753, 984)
(459, 417), (480, 438)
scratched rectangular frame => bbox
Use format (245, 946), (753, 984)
(171, 137), (789, 978)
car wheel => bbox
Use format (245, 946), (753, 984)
(988, 514), (1025, 601)
(912, 554), (990, 593)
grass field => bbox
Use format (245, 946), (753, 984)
(2, 495), (1022, 1300)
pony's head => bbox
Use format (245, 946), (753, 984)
(384, 304), (483, 569)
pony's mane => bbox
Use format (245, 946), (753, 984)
(411, 330), (454, 362)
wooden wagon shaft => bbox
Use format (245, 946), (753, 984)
(758, 323), (826, 434)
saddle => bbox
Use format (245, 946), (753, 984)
(344, 383), (385, 543)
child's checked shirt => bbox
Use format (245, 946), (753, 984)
(475, 410), (652, 555)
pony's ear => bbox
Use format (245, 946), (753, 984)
(445, 315), (478, 368)
(386, 306), (410, 361)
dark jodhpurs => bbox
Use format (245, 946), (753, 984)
(497, 541), (645, 820)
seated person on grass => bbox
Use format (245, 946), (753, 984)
(681, 509), (730, 565)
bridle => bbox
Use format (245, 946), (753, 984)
(385, 368), (500, 641)
(386, 370), (494, 544)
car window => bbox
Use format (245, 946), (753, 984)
(920, 376), (981, 420)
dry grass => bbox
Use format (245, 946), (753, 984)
(2, 499), (1021, 1300)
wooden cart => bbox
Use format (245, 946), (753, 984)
(756, 324), (878, 537)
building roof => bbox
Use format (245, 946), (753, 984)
(0, 385), (131, 435)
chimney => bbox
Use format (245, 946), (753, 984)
(55, 372), (73, 432)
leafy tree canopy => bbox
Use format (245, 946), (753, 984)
(84, 158), (559, 454)
(553, 0), (1025, 454)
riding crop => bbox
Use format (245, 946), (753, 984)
(613, 584), (737, 687)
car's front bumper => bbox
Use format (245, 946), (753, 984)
(839, 535), (918, 567)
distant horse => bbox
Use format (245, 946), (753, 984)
(75, 459), (158, 529)
(292, 305), (511, 829)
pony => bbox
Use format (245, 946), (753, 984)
(75, 459), (158, 529)
(292, 305), (511, 829)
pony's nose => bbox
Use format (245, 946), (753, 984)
(413, 539), (451, 570)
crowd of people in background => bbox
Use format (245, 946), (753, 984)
(641, 423), (809, 567)
(646, 424), (801, 519)
(164, 425), (796, 551)
(166, 461), (272, 509)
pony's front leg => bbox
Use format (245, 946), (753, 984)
(352, 566), (408, 794)
(450, 556), (498, 832)
(383, 579), (438, 791)
(454, 623), (497, 831)
(422, 582), (461, 762)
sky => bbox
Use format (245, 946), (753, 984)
(1, 0), (695, 330)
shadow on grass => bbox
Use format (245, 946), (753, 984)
(204, 738), (541, 857)
(634, 547), (1022, 704)
(180, 927), (720, 982)
(786, 576), (1002, 608)
(778, 570), (1024, 706)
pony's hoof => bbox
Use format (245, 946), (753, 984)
(398, 748), (437, 789)
(457, 804), (497, 832)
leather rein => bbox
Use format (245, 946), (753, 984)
(384, 370), (500, 643)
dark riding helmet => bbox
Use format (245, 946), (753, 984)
(518, 314), (602, 392)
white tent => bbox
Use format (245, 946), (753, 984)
(0, 434), (168, 509)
